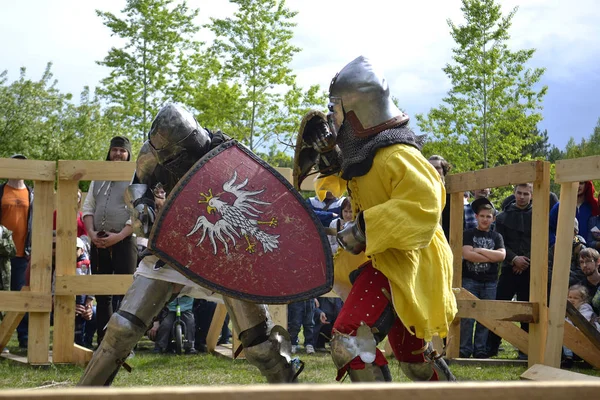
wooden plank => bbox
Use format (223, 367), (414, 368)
(563, 320), (600, 368)
(55, 275), (133, 295)
(448, 358), (528, 367)
(566, 301), (600, 352)
(528, 161), (550, 368)
(455, 289), (529, 354)
(268, 304), (287, 329)
(446, 191), (464, 359)
(445, 162), (540, 194)
(456, 299), (538, 323)
(58, 160), (135, 181)
(28, 180), (55, 364)
(0, 292), (52, 312)
(0, 311), (25, 351)
(555, 155), (600, 183)
(544, 181), (578, 368)
(0, 158), (55, 181)
(521, 363), (600, 381)
(274, 167), (293, 185)
(52, 179), (79, 363)
(213, 343), (235, 360)
(3, 382), (600, 400)
(72, 344), (93, 367)
(206, 303), (228, 354)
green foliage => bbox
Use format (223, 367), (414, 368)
(207, 0), (323, 151)
(96, 0), (202, 139)
(0, 64), (126, 162)
(417, 0), (547, 172)
(256, 143), (293, 168)
(562, 118), (600, 159)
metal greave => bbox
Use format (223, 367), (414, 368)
(78, 276), (174, 386)
(223, 297), (298, 383)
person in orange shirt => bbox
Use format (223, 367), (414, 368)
(0, 154), (33, 348)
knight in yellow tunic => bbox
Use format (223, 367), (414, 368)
(299, 56), (457, 382)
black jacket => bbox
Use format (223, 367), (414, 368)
(0, 183), (34, 256)
(495, 201), (532, 269)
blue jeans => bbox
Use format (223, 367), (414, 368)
(460, 277), (497, 358)
(10, 257), (28, 343)
(287, 300), (315, 346)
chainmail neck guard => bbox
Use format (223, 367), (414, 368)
(338, 120), (424, 180)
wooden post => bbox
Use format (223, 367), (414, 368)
(27, 181), (54, 364)
(206, 303), (227, 353)
(446, 191), (464, 359)
(53, 179), (79, 363)
(528, 161), (550, 367)
(544, 181), (578, 367)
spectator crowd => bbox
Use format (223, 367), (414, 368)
(2, 148), (599, 368)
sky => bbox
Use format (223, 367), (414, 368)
(2, 0), (599, 150)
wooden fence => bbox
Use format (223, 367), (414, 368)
(0, 158), (597, 369)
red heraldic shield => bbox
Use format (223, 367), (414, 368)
(148, 140), (334, 303)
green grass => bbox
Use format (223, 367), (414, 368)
(1, 333), (599, 389)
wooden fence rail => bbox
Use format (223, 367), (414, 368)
(0, 158), (594, 370)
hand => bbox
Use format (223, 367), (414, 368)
(99, 232), (122, 248)
(512, 256), (530, 274)
(75, 304), (93, 321)
(148, 321), (159, 341)
(337, 213), (366, 255)
(314, 298), (320, 308)
(303, 116), (336, 153)
(89, 231), (105, 248)
(319, 312), (329, 325)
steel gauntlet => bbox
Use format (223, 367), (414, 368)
(337, 212), (366, 254)
(125, 184), (156, 237)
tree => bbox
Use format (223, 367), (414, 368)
(416, 0), (547, 172)
(0, 63), (129, 162)
(207, 0), (303, 151)
(96, 0), (202, 138)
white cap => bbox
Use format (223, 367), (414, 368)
(76, 237), (85, 249)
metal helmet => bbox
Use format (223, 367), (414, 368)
(328, 56), (408, 138)
(146, 103), (211, 178)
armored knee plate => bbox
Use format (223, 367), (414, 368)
(78, 277), (174, 386)
(330, 324), (390, 382)
(400, 343), (456, 382)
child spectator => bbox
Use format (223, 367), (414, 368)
(151, 295), (197, 354)
(287, 298), (316, 354)
(460, 197), (506, 358)
(328, 197), (352, 254)
(312, 296), (343, 352)
(74, 237), (96, 348)
(562, 284), (599, 368)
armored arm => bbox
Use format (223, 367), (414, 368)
(294, 110), (342, 189)
(125, 181), (156, 238)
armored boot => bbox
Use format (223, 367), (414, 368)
(78, 276), (174, 386)
(400, 342), (457, 382)
(224, 297), (302, 383)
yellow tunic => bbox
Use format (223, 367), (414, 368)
(316, 144), (457, 341)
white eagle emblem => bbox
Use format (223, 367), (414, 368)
(186, 171), (279, 255)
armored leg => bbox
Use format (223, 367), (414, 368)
(78, 276), (174, 386)
(330, 325), (392, 382)
(389, 320), (456, 382)
(223, 297), (301, 383)
(399, 343), (455, 382)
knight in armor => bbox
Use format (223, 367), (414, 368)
(78, 104), (302, 386)
(299, 56), (458, 382)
